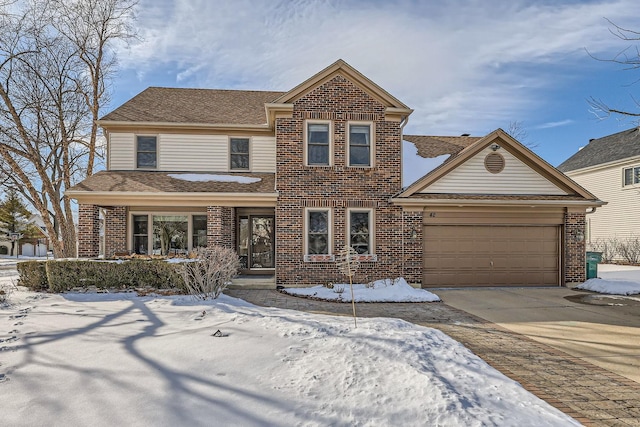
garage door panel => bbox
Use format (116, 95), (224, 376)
(423, 225), (559, 287)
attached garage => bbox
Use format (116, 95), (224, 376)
(394, 130), (605, 288)
(423, 224), (560, 287)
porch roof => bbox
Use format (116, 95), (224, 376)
(66, 171), (277, 207)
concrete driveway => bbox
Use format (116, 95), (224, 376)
(436, 287), (640, 384)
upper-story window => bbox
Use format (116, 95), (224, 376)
(623, 166), (640, 187)
(230, 138), (250, 170)
(348, 123), (372, 167)
(306, 122), (331, 166)
(136, 136), (157, 169)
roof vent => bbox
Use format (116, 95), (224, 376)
(589, 138), (595, 142)
(484, 153), (505, 174)
(461, 133), (470, 137)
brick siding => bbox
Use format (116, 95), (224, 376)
(207, 206), (234, 250)
(564, 211), (586, 283)
(275, 75), (406, 286)
(78, 204), (100, 258)
(402, 211), (423, 285)
(104, 206), (127, 257)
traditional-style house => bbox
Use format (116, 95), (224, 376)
(67, 60), (602, 287)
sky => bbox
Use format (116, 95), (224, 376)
(108, 0), (640, 180)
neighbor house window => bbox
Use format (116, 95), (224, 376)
(348, 124), (372, 166)
(230, 138), (250, 170)
(192, 215), (207, 248)
(623, 166), (640, 187)
(136, 136), (157, 168)
(348, 209), (373, 254)
(306, 122), (331, 165)
(132, 215), (149, 254)
(307, 209), (331, 255)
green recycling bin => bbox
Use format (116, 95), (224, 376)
(586, 251), (602, 279)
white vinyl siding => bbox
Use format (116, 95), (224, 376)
(422, 147), (567, 195)
(251, 136), (276, 172)
(568, 163), (640, 242)
(109, 133), (135, 170)
(159, 134), (227, 171)
(107, 133), (277, 172)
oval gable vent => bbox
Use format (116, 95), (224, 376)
(484, 153), (505, 174)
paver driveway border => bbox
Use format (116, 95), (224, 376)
(227, 289), (640, 426)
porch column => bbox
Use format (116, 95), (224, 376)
(564, 209), (586, 284)
(78, 204), (100, 258)
(104, 206), (127, 258)
(207, 206), (234, 250)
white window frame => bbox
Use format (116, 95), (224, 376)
(136, 135), (158, 169)
(229, 137), (251, 171)
(129, 212), (206, 255)
(303, 208), (334, 262)
(304, 120), (333, 166)
(346, 208), (376, 260)
(622, 165), (640, 187)
(347, 121), (374, 168)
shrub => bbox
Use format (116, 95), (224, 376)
(616, 236), (640, 264)
(180, 246), (240, 300)
(17, 259), (185, 293)
(16, 261), (48, 291)
(588, 237), (618, 264)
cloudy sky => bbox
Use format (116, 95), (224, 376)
(110, 0), (640, 182)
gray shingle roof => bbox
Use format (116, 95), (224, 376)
(100, 87), (286, 125)
(557, 127), (640, 172)
(68, 171), (276, 194)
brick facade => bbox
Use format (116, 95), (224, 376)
(78, 204), (100, 258)
(104, 206), (127, 257)
(402, 211), (423, 285)
(275, 75), (406, 286)
(564, 210), (587, 284)
(207, 206), (234, 250)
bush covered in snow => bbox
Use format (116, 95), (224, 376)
(180, 246), (240, 300)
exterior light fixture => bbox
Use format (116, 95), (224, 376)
(490, 143), (501, 151)
(410, 227), (418, 241)
(572, 230), (584, 243)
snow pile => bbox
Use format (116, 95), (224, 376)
(281, 277), (441, 302)
(0, 280), (577, 426)
(577, 264), (640, 295)
(168, 173), (261, 184)
(577, 278), (640, 295)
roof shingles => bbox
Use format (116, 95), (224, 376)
(558, 127), (640, 172)
(100, 87), (285, 125)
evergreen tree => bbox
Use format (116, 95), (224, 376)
(0, 190), (41, 256)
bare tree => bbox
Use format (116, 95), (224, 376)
(0, 0), (136, 257)
(588, 19), (640, 120)
(506, 120), (537, 149)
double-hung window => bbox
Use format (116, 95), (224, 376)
(136, 136), (157, 169)
(307, 122), (330, 166)
(307, 209), (330, 255)
(348, 123), (372, 167)
(230, 138), (250, 170)
(623, 166), (640, 187)
(349, 210), (373, 254)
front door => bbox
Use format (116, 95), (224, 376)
(238, 214), (275, 273)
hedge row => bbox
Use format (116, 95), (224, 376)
(17, 259), (186, 293)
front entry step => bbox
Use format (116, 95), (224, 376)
(229, 275), (276, 290)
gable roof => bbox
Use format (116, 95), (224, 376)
(273, 59), (411, 111)
(394, 129), (602, 207)
(99, 87), (285, 126)
(557, 127), (640, 172)
(404, 135), (481, 158)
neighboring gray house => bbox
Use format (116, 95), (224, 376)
(558, 127), (640, 250)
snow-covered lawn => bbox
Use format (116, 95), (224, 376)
(281, 277), (441, 302)
(0, 274), (577, 426)
(577, 263), (640, 295)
